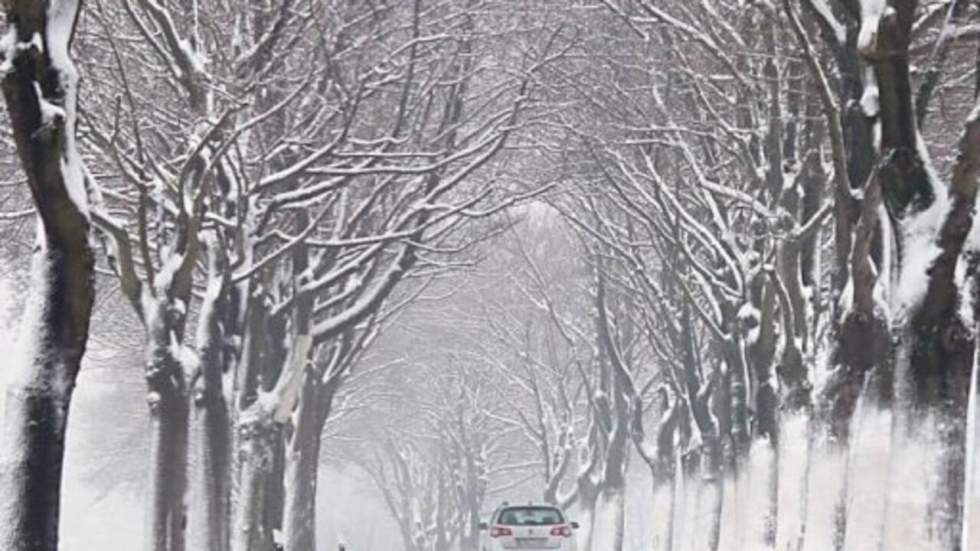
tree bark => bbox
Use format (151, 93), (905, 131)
(189, 302), (232, 551)
(591, 420), (627, 551)
(0, 2), (95, 549)
(870, 6), (979, 549)
(282, 370), (321, 551)
(146, 349), (190, 551)
(231, 414), (280, 551)
(590, 485), (625, 551)
(0, 241), (93, 551)
(575, 487), (597, 551)
(189, 385), (231, 551)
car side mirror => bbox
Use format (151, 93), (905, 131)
(479, 521), (488, 531)
(571, 521), (580, 530)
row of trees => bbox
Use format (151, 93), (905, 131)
(0, 1), (559, 550)
(4, 1), (980, 550)
(555, 0), (980, 549)
(354, 1), (980, 550)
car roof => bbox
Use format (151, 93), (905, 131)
(492, 503), (563, 516)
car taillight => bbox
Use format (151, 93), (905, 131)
(550, 525), (572, 537)
(490, 526), (513, 538)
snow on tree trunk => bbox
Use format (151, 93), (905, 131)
(575, 503), (595, 551)
(650, 478), (675, 551)
(672, 455), (697, 551)
(145, 353), (190, 551)
(729, 439), (775, 551)
(0, 1), (96, 549)
(233, 292), (312, 551)
(188, 274), (232, 551)
(718, 474), (737, 550)
(859, 2), (980, 547)
(590, 485), (625, 551)
(841, 398), (891, 551)
(881, 326), (972, 551)
(698, 445), (725, 551)
(0, 238), (92, 551)
(966, 353), (980, 548)
(573, 461), (600, 551)
(188, 389), (231, 551)
(282, 370), (320, 551)
(637, 393), (678, 551)
(264, 439), (286, 547)
(231, 411), (279, 551)
(774, 413), (810, 551)
(799, 439), (847, 551)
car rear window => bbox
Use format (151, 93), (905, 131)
(496, 506), (565, 526)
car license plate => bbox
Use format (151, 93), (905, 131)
(516, 537), (547, 547)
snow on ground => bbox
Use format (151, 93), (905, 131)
(317, 464), (401, 551)
(60, 360), (145, 551)
(0, 273), (15, 419)
(60, 485), (142, 550)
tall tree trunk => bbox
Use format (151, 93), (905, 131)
(869, 5), (979, 549)
(799, 426), (849, 551)
(697, 435), (724, 551)
(187, 252), (234, 551)
(575, 470), (599, 551)
(651, 471), (675, 551)
(671, 446), (688, 551)
(145, 323), (191, 551)
(265, 434), (286, 547)
(962, 341), (980, 549)
(231, 414), (280, 551)
(840, 384), (891, 551)
(0, 237), (94, 551)
(232, 289), (288, 551)
(590, 484), (625, 551)
(591, 427), (627, 551)
(189, 349), (232, 550)
(0, 1), (95, 549)
(774, 411), (811, 551)
(189, 385), (231, 551)
(283, 371), (321, 551)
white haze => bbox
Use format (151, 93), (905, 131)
(57, 369), (401, 550)
(0, 269), (399, 550)
(1, 280), (979, 550)
(1, 276), (979, 549)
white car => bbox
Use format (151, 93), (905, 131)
(479, 503), (578, 551)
